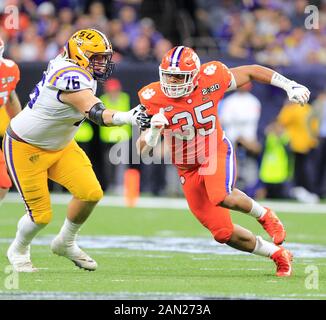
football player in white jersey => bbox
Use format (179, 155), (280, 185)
(3, 29), (148, 272)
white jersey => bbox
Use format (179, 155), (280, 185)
(10, 54), (97, 150)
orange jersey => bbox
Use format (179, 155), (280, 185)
(0, 58), (20, 106)
(138, 61), (232, 168)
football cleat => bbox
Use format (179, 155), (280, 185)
(51, 235), (97, 271)
(7, 242), (38, 273)
(271, 247), (293, 277)
(258, 208), (286, 245)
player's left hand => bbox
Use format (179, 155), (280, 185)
(150, 108), (169, 130)
(129, 104), (151, 128)
(285, 81), (310, 106)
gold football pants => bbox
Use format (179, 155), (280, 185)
(2, 134), (103, 224)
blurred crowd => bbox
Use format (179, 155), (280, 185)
(1, 0), (326, 201)
(219, 84), (326, 203)
(1, 0), (326, 66)
(0, 0), (173, 64)
(196, 0), (326, 65)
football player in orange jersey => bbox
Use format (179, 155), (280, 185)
(137, 46), (310, 277)
(0, 37), (22, 204)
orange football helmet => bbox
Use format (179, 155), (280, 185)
(159, 46), (201, 98)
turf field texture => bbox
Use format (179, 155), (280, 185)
(0, 195), (325, 300)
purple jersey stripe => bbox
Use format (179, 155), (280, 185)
(52, 69), (92, 86)
(49, 66), (92, 84)
(223, 137), (233, 194)
(232, 151), (237, 187)
(4, 135), (34, 221)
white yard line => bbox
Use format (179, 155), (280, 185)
(0, 235), (325, 258)
(0, 290), (325, 300)
(4, 192), (326, 213)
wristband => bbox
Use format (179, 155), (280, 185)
(112, 111), (130, 125)
(271, 72), (292, 90)
(144, 128), (161, 147)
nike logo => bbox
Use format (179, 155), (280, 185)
(292, 86), (302, 89)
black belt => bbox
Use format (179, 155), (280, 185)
(6, 125), (27, 143)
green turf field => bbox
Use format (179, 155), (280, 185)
(0, 201), (325, 300)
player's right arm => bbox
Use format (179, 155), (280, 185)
(48, 63), (146, 127)
(4, 60), (22, 118)
(228, 64), (310, 105)
(136, 84), (169, 155)
(136, 109), (168, 155)
(60, 89), (145, 127)
(5, 90), (22, 119)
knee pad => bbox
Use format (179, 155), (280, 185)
(213, 227), (233, 244)
(207, 191), (228, 206)
(32, 210), (52, 225)
(84, 188), (104, 202)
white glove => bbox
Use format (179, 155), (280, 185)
(285, 81), (311, 106)
(112, 104), (146, 126)
(145, 108), (169, 147)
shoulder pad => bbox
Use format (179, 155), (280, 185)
(2, 58), (16, 68)
(47, 65), (94, 91)
(138, 82), (164, 115)
(201, 61), (225, 76)
(1, 59), (20, 86)
(139, 84), (158, 101)
(201, 61), (231, 90)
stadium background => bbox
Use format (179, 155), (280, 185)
(1, 0), (326, 200)
(1, 0), (326, 301)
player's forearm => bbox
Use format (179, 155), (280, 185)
(101, 109), (115, 126)
(5, 91), (22, 118)
(232, 64), (293, 87)
(136, 136), (148, 155)
(231, 65), (310, 104)
(247, 65), (297, 91)
(88, 105), (140, 127)
(234, 64), (275, 85)
(136, 130), (155, 155)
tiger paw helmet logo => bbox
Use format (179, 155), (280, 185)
(203, 64), (217, 75)
(141, 88), (156, 100)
